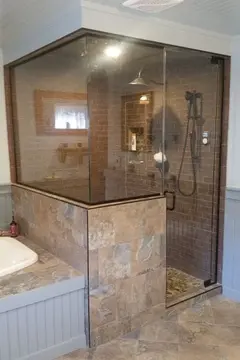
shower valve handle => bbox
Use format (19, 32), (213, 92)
(164, 190), (176, 211)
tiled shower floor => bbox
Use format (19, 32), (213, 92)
(167, 267), (205, 305)
(58, 295), (240, 359)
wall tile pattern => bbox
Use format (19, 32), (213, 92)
(88, 197), (166, 346)
(12, 185), (166, 346)
(12, 185), (88, 276)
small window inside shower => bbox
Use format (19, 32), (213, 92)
(54, 104), (89, 130)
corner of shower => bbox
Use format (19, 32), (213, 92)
(163, 48), (225, 306)
(7, 26), (227, 312)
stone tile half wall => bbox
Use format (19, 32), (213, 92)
(12, 185), (166, 347)
(12, 185), (88, 276)
(88, 197), (166, 346)
(0, 184), (12, 229)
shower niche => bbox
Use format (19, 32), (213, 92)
(121, 92), (153, 152)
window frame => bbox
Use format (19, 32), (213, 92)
(34, 90), (88, 136)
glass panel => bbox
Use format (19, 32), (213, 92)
(13, 37), (91, 202)
(86, 35), (165, 203)
(12, 34), (166, 204)
(165, 48), (223, 304)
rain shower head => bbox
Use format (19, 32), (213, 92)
(129, 67), (164, 86)
(129, 75), (148, 86)
(129, 69), (148, 86)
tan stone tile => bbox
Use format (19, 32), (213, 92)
(93, 339), (138, 360)
(203, 286), (222, 301)
(116, 277), (133, 319)
(111, 204), (142, 244)
(178, 344), (223, 360)
(90, 284), (116, 330)
(131, 234), (165, 277)
(179, 321), (240, 346)
(136, 341), (178, 360)
(71, 206), (88, 247)
(99, 244), (131, 285)
(54, 239), (87, 273)
(14, 187), (88, 274)
(209, 295), (239, 310)
(219, 345), (240, 359)
(88, 208), (115, 251)
(116, 274), (147, 320)
(58, 349), (93, 359)
(130, 304), (168, 330)
(212, 306), (240, 326)
(139, 320), (179, 343)
(145, 267), (166, 308)
(131, 274), (148, 314)
(177, 300), (215, 324)
(141, 200), (166, 238)
(56, 203), (87, 248)
(89, 250), (99, 290)
(90, 294), (117, 329)
(167, 293), (208, 315)
(90, 318), (132, 347)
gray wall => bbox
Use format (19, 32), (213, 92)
(0, 277), (86, 360)
(0, 184), (12, 229)
(222, 188), (240, 301)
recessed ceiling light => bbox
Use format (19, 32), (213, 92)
(104, 45), (122, 59)
(122, 0), (184, 13)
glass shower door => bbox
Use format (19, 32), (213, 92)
(164, 48), (223, 305)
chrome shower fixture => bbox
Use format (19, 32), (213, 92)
(129, 68), (164, 86)
(129, 69), (148, 86)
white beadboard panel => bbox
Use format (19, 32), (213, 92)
(0, 184), (12, 229)
(0, 276), (85, 313)
(0, 285), (86, 360)
(222, 188), (240, 301)
(2, 0), (82, 64)
(227, 38), (240, 189)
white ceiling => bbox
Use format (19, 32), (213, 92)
(83, 0), (240, 36)
(0, 0), (240, 36)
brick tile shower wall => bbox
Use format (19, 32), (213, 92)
(165, 57), (227, 281)
(88, 70), (109, 203)
(112, 57), (228, 282)
(6, 53), (229, 281)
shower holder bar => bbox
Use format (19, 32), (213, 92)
(164, 190), (176, 211)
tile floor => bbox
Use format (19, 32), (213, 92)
(167, 267), (204, 304)
(58, 295), (240, 359)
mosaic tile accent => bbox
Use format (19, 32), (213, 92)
(88, 197), (166, 346)
(167, 267), (204, 304)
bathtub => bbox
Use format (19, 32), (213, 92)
(0, 237), (38, 277)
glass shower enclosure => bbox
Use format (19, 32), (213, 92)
(9, 31), (224, 305)
(164, 48), (223, 305)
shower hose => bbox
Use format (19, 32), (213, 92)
(177, 93), (198, 197)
